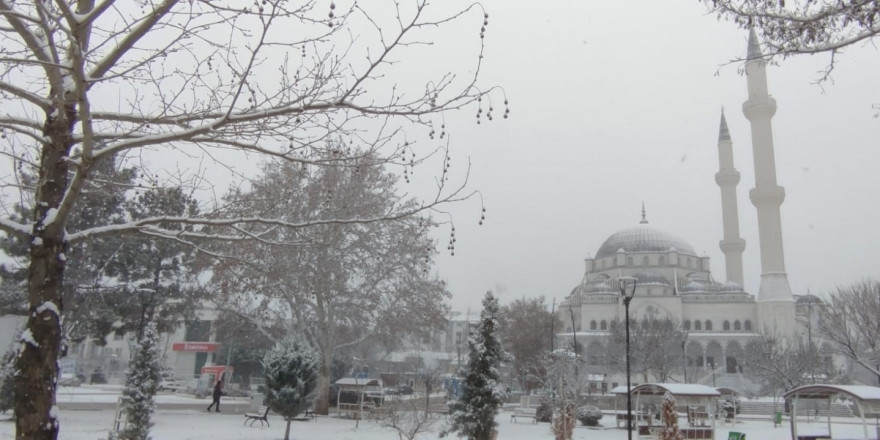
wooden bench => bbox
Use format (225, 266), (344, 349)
(244, 405), (270, 427)
(680, 428), (713, 439)
(510, 413), (537, 424)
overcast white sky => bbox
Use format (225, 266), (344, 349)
(428, 0), (880, 313)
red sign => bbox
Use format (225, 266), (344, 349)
(172, 342), (219, 352)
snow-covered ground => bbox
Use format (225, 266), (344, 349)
(3, 405), (879, 440)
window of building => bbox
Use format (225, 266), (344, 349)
(723, 321), (730, 331)
(627, 257), (633, 266)
(695, 320), (702, 330)
(590, 320), (597, 330)
(643, 256), (650, 266)
(734, 320), (741, 331)
(744, 320), (752, 331)
(600, 320), (607, 330)
(185, 320), (212, 341)
(683, 320), (691, 330)
(659, 256), (666, 266)
(705, 320), (713, 331)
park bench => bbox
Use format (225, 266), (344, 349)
(680, 427), (713, 439)
(509, 412), (537, 424)
(244, 405), (270, 427)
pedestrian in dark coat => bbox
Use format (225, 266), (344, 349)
(206, 379), (223, 412)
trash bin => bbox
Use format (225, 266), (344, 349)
(727, 432), (745, 440)
(773, 411), (782, 427)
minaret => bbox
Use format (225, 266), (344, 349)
(742, 29), (795, 335)
(715, 111), (746, 286)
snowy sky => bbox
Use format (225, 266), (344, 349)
(426, 0), (880, 313)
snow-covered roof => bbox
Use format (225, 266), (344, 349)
(334, 377), (383, 387)
(612, 383), (720, 397)
(783, 384), (880, 403)
(595, 223), (696, 259)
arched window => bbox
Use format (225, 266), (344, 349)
(723, 321), (730, 331)
(643, 256), (650, 266)
(744, 320), (752, 331)
(627, 257), (634, 266)
(705, 320), (713, 331)
(694, 320), (702, 331)
(734, 320), (741, 331)
(590, 320), (597, 330)
(683, 320), (691, 331)
(659, 256), (666, 266)
(600, 320), (607, 331)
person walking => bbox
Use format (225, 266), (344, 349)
(206, 379), (223, 412)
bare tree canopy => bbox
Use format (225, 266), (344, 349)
(700, 0), (880, 79)
(818, 279), (880, 382)
(606, 314), (685, 383)
(0, 0), (502, 437)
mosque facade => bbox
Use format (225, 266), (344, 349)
(557, 31), (803, 390)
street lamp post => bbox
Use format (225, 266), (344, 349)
(619, 277), (637, 440)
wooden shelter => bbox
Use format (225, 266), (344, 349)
(612, 383), (721, 439)
(783, 384), (880, 440)
(716, 387), (740, 425)
(333, 377), (384, 421)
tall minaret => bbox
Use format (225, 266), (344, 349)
(715, 111), (746, 286)
(742, 29), (795, 336)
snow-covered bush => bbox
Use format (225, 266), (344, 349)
(443, 291), (504, 440)
(576, 405), (603, 426)
(115, 323), (161, 440)
(263, 338), (319, 440)
(535, 397), (553, 423)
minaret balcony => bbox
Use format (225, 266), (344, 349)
(742, 98), (777, 120)
(749, 185), (785, 206)
(715, 170), (741, 186)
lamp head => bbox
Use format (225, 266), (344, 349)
(618, 276), (637, 298)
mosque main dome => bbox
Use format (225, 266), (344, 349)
(595, 222), (696, 259)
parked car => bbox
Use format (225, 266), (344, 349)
(89, 368), (107, 384)
(157, 379), (186, 393)
(398, 384), (413, 395)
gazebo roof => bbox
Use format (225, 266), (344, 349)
(334, 377), (382, 388)
(783, 384), (880, 404)
(611, 383), (720, 397)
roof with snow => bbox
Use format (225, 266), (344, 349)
(612, 383), (720, 397)
(783, 384), (880, 403)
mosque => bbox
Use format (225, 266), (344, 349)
(557, 31), (811, 391)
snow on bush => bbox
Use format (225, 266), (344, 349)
(576, 405), (603, 426)
(262, 338), (319, 440)
(113, 322), (161, 440)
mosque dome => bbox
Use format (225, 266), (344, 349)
(595, 222), (696, 259)
(633, 271), (671, 286)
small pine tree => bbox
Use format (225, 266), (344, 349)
(263, 339), (319, 440)
(115, 322), (161, 440)
(443, 291), (503, 440)
(659, 392), (683, 440)
(0, 350), (15, 414)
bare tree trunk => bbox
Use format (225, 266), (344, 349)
(15, 109), (75, 439)
(284, 419), (292, 440)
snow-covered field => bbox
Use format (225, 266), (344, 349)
(3, 406), (878, 440)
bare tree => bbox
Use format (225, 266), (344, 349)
(742, 333), (835, 398)
(699, 0), (880, 80)
(0, 1), (503, 437)
(818, 279), (880, 383)
(499, 296), (559, 393)
(606, 314), (685, 383)
(211, 155), (451, 414)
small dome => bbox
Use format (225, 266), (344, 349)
(584, 278), (615, 294)
(796, 294), (824, 305)
(595, 223), (696, 259)
(719, 281), (745, 293)
(633, 271), (671, 286)
(681, 278), (713, 293)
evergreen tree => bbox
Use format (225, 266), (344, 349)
(443, 291), (503, 440)
(659, 392), (683, 440)
(114, 323), (161, 440)
(263, 339), (320, 440)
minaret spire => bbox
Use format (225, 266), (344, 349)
(640, 202), (648, 224)
(715, 110), (746, 286)
(742, 30), (795, 336)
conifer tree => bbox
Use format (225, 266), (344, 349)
(114, 322), (161, 440)
(443, 291), (503, 440)
(659, 392), (684, 440)
(263, 339), (320, 440)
